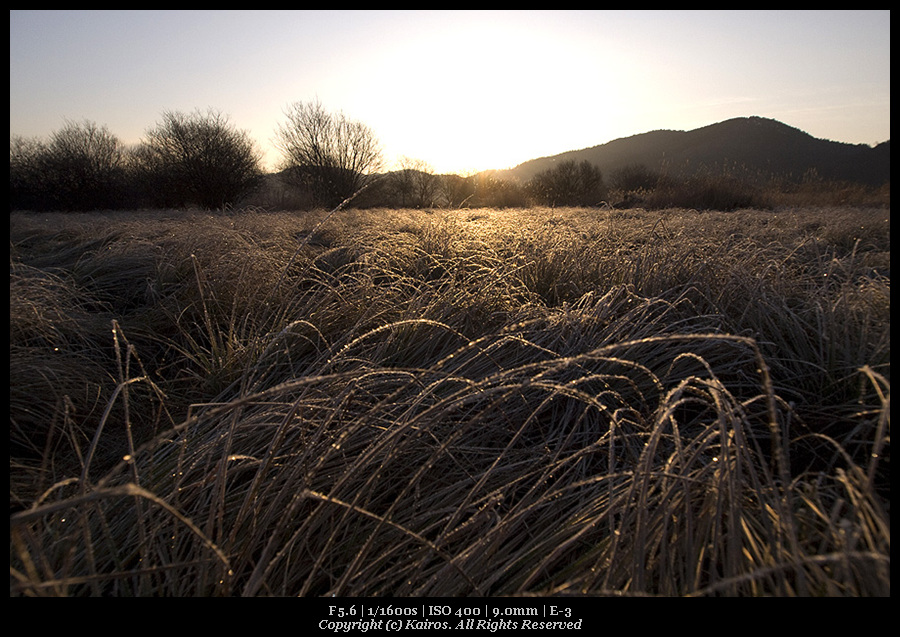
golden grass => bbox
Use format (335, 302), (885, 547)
(9, 205), (890, 596)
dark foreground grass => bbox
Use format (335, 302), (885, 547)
(9, 205), (890, 596)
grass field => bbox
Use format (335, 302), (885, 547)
(9, 204), (890, 596)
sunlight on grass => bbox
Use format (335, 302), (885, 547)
(9, 205), (890, 596)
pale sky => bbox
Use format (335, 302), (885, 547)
(9, 10), (891, 176)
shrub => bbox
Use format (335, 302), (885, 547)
(643, 172), (768, 211)
(609, 163), (660, 193)
(10, 121), (128, 211)
(528, 159), (607, 207)
(137, 109), (264, 209)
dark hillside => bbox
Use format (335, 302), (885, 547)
(497, 116), (889, 187)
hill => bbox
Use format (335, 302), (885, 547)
(494, 116), (890, 187)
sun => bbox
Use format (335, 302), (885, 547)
(347, 12), (657, 176)
(349, 18), (584, 175)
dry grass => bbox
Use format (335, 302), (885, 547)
(9, 205), (890, 596)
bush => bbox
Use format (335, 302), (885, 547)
(137, 109), (264, 209)
(10, 121), (129, 211)
(610, 163), (660, 193)
(643, 172), (769, 211)
(528, 159), (607, 207)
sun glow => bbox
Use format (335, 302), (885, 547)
(349, 15), (633, 175)
(10, 11), (890, 180)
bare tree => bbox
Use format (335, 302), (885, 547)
(139, 109), (264, 209)
(19, 121), (129, 210)
(391, 156), (439, 208)
(274, 100), (383, 209)
(439, 172), (477, 209)
(528, 160), (607, 207)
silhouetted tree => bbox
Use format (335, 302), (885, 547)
(138, 109), (264, 209)
(10, 121), (128, 211)
(439, 173), (477, 209)
(274, 100), (383, 209)
(528, 160), (607, 207)
(390, 157), (439, 208)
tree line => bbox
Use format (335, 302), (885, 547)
(18, 100), (826, 213)
(10, 101), (629, 213)
(11, 109), (265, 212)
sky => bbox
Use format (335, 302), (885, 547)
(9, 9), (892, 176)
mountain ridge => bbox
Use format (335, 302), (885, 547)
(490, 116), (890, 187)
